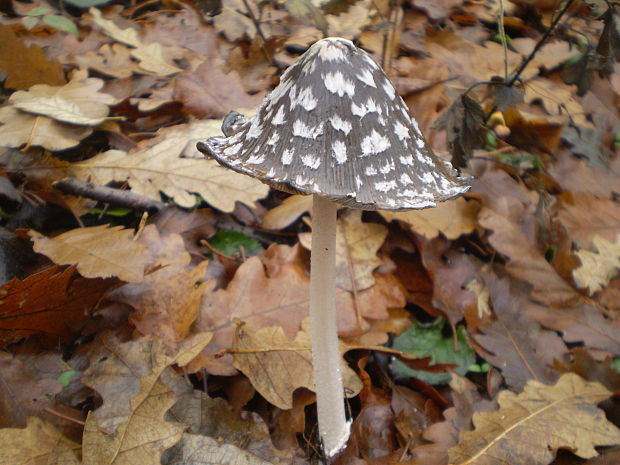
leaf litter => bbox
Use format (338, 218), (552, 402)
(0, 0), (619, 464)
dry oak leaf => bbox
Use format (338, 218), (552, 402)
(89, 8), (182, 76)
(74, 44), (138, 79)
(473, 273), (565, 390)
(524, 77), (589, 127)
(191, 244), (404, 375)
(70, 121), (268, 211)
(479, 206), (581, 307)
(262, 194), (313, 230)
(113, 261), (210, 345)
(558, 193), (620, 249)
(0, 352), (65, 427)
(0, 105), (92, 151)
(0, 25), (65, 90)
(82, 332), (213, 436)
(232, 322), (362, 409)
(0, 266), (115, 346)
(448, 373), (620, 465)
(162, 434), (274, 465)
(175, 59), (265, 118)
(167, 390), (294, 464)
(381, 197), (479, 240)
(9, 69), (117, 126)
(573, 235), (620, 295)
(0, 417), (80, 465)
(300, 209), (388, 291)
(29, 225), (151, 282)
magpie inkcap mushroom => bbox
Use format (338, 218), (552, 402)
(197, 37), (470, 210)
(197, 37), (471, 459)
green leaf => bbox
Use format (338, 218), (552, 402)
(42, 15), (79, 36)
(57, 370), (77, 387)
(207, 231), (263, 258)
(22, 16), (39, 29)
(28, 6), (52, 16)
(391, 318), (476, 385)
(612, 358), (620, 373)
(88, 207), (133, 217)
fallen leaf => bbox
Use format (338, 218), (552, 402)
(262, 194), (312, 230)
(89, 8), (182, 76)
(548, 153), (620, 198)
(449, 373), (620, 465)
(175, 59), (265, 118)
(0, 105), (93, 151)
(0, 266), (115, 346)
(0, 25), (65, 90)
(82, 332), (213, 435)
(74, 44), (137, 79)
(213, 0), (258, 42)
(70, 121), (269, 211)
(479, 206), (581, 307)
(558, 193), (620, 249)
(29, 225), (150, 282)
(232, 322), (362, 409)
(0, 417), (80, 465)
(299, 209), (388, 291)
(473, 273), (565, 390)
(381, 198), (479, 240)
(113, 261), (209, 345)
(326, 0), (372, 39)
(167, 389), (295, 463)
(524, 77), (589, 127)
(573, 235), (620, 295)
(0, 352), (64, 427)
(9, 69), (117, 126)
(192, 244), (404, 375)
(162, 434), (274, 465)
(391, 318), (476, 385)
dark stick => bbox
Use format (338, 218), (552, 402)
(53, 178), (165, 213)
(507, 0), (576, 87)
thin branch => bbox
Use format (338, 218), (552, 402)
(53, 178), (165, 213)
(507, 0), (576, 87)
(497, 0), (509, 82)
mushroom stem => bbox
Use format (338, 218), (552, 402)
(310, 195), (350, 458)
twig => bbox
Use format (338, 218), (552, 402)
(507, 0), (576, 87)
(497, 0), (509, 82)
(240, 0), (271, 62)
(200, 239), (242, 262)
(53, 178), (165, 213)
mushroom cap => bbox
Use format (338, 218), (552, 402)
(197, 37), (470, 211)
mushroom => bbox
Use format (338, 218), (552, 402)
(197, 37), (470, 458)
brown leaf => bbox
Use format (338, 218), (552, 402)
(473, 273), (565, 390)
(262, 194), (312, 230)
(9, 69), (117, 126)
(0, 352), (64, 427)
(74, 44), (137, 79)
(0, 417), (80, 465)
(0, 266), (115, 346)
(548, 153), (620, 198)
(70, 121), (269, 211)
(113, 261), (209, 346)
(175, 59), (265, 118)
(192, 244), (404, 375)
(558, 193), (620, 249)
(479, 206), (580, 307)
(29, 225), (151, 282)
(231, 322), (362, 409)
(449, 373), (620, 465)
(573, 235), (620, 295)
(82, 332), (212, 434)
(162, 434), (275, 465)
(0, 106), (92, 151)
(0, 25), (65, 90)
(300, 209), (388, 291)
(382, 198), (479, 240)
